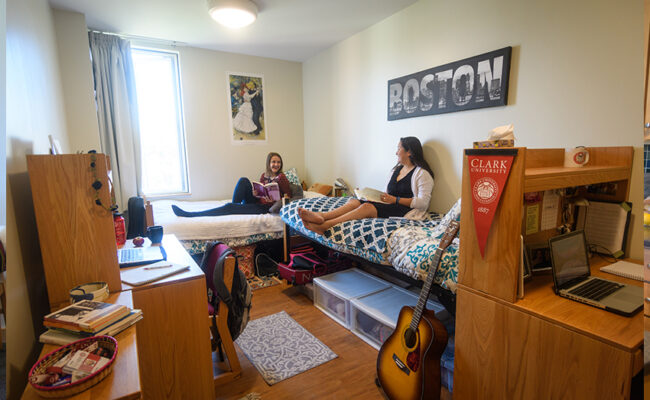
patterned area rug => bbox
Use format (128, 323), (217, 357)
(235, 311), (337, 385)
(247, 275), (281, 291)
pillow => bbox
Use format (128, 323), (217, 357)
(308, 183), (333, 196)
(289, 183), (304, 200)
(284, 168), (301, 186)
(303, 191), (327, 199)
(269, 200), (283, 214)
(439, 198), (461, 228)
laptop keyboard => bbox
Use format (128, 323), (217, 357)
(118, 248), (143, 263)
(568, 278), (623, 301)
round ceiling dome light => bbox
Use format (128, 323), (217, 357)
(208, 0), (258, 29)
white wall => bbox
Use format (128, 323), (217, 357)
(57, 34), (306, 201)
(52, 9), (100, 153)
(6, 0), (70, 397)
(173, 46), (304, 200)
(303, 0), (644, 260)
(1, 0), (6, 227)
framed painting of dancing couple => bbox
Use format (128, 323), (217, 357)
(227, 72), (267, 143)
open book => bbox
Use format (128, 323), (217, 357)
(252, 181), (281, 202)
(354, 187), (389, 204)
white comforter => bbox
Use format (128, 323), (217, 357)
(150, 199), (284, 241)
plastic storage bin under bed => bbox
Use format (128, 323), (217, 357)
(313, 268), (390, 329)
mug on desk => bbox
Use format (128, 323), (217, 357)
(147, 225), (164, 244)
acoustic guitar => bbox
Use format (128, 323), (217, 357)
(376, 220), (460, 400)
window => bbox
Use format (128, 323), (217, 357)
(131, 47), (190, 196)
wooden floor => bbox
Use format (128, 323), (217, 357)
(214, 281), (451, 400)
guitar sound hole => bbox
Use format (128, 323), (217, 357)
(404, 328), (417, 348)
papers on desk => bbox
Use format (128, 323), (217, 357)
(121, 261), (190, 286)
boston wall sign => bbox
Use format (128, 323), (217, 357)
(387, 47), (512, 121)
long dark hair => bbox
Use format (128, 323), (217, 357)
(395, 137), (434, 179)
(265, 152), (283, 177)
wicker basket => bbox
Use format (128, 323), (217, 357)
(28, 335), (118, 398)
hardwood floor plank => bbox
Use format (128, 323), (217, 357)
(214, 281), (451, 400)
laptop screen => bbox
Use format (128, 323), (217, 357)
(549, 231), (590, 288)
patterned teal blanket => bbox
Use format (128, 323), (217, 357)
(280, 197), (460, 291)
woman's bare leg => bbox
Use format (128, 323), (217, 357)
(303, 203), (377, 235)
(299, 198), (361, 224)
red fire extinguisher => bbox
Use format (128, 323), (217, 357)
(113, 212), (126, 246)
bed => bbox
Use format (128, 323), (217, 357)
(142, 168), (325, 255)
(148, 199), (285, 254)
(280, 197), (461, 312)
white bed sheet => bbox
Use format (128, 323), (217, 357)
(151, 199), (284, 241)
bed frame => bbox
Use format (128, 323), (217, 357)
(281, 223), (457, 315)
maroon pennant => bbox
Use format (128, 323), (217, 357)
(466, 149), (517, 258)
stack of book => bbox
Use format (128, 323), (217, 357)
(39, 300), (142, 345)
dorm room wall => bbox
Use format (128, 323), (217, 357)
(302, 0), (644, 260)
(59, 32), (306, 201)
(6, 0), (72, 397)
(164, 45), (305, 201)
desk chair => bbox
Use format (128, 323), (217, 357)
(203, 243), (242, 386)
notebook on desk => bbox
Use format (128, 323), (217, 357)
(121, 261), (190, 286)
(549, 230), (642, 317)
(117, 246), (166, 268)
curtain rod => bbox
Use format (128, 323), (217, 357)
(87, 29), (187, 47)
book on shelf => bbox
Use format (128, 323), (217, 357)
(40, 309), (143, 345)
(252, 181), (280, 202)
(43, 300), (129, 331)
(353, 187), (389, 204)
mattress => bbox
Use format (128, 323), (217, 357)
(150, 199), (284, 242)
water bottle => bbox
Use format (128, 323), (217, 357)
(113, 212), (126, 246)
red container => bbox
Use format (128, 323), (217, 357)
(113, 213), (126, 246)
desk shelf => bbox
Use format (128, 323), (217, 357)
(524, 165), (631, 192)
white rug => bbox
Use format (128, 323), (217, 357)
(235, 311), (337, 385)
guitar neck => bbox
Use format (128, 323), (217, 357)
(409, 246), (443, 331)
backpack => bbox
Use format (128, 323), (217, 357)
(200, 241), (252, 343)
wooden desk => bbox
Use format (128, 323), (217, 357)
(121, 235), (215, 400)
(22, 291), (141, 400)
(456, 257), (643, 400)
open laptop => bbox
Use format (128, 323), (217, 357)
(549, 230), (642, 317)
(118, 246), (166, 268)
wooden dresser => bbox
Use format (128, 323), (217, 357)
(455, 147), (642, 399)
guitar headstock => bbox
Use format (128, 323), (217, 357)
(439, 220), (460, 250)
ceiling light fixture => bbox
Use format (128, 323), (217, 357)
(208, 0), (258, 29)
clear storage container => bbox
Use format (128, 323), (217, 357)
(349, 285), (449, 349)
(440, 345), (454, 392)
(313, 268), (390, 328)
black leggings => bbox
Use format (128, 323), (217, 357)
(171, 178), (271, 217)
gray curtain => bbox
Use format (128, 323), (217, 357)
(88, 32), (142, 210)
